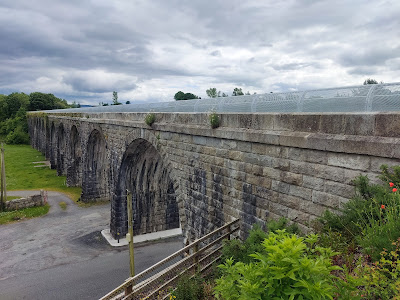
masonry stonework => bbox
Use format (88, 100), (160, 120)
(28, 112), (400, 242)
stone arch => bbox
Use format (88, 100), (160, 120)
(50, 122), (56, 169)
(56, 123), (66, 176)
(111, 138), (181, 238)
(67, 125), (82, 186)
(81, 128), (109, 202)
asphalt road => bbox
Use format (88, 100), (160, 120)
(0, 191), (183, 300)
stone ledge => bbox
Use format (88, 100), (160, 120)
(101, 227), (183, 247)
(5, 192), (45, 211)
(45, 112), (400, 137)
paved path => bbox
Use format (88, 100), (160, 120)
(0, 191), (183, 299)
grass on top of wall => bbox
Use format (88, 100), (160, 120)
(6, 196), (20, 202)
(2, 144), (82, 203)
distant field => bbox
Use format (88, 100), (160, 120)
(3, 144), (82, 202)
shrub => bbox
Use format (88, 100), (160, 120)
(172, 273), (205, 300)
(317, 170), (400, 260)
(355, 238), (400, 299)
(6, 126), (30, 144)
(209, 112), (220, 129)
(145, 113), (156, 126)
(267, 217), (300, 235)
(221, 220), (300, 264)
(215, 231), (341, 300)
(221, 224), (268, 264)
(356, 194), (400, 261)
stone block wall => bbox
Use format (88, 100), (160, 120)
(28, 112), (400, 242)
(6, 194), (45, 211)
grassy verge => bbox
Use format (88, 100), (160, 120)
(6, 196), (21, 202)
(3, 144), (82, 203)
(0, 204), (50, 225)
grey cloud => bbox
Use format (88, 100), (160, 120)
(0, 0), (399, 104)
(338, 47), (400, 68)
(210, 50), (221, 57)
(271, 62), (323, 71)
(62, 74), (137, 93)
(347, 66), (380, 76)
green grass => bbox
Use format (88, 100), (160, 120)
(3, 144), (82, 203)
(0, 204), (50, 225)
(6, 196), (21, 202)
(59, 201), (67, 210)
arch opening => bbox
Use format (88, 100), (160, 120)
(111, 138), (179, 238)
(81, 129), (109, 202)
(67, 125), (82, 186)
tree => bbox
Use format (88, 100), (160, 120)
(71, 101), (81, 108)
(174, 91), (199, 101)
(28, 92), (69, 111)
(126, 101), (131, 104)
(6, 92), (29, 118)
(363, 78), (378, 85)
(232, 88), (244, 96)
(206, 88), (218, 98)
(112, 91), (121, 105)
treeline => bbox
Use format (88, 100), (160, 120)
(0, 92), (72, 144)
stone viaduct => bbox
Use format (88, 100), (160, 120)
(28, 111), (400, 242)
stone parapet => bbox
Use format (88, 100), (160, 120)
(27, 112), (400, 242)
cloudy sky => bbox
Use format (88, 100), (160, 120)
(0, 0), (399, 105)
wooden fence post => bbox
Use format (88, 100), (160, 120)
(125, 190), (135, 296)
(0, 144), (6, 211)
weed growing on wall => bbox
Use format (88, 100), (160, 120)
(145, 113), (156, 126)
(209, 112), (220, 129)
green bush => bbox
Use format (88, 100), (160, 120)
(209, 112), (220, 129)
(145, 113), (156, 126)
(317, 168), (400, 261)
(221, 224), (268, 264)
(221, 220), (300, 264)
(357, 194), (400, 261)
(172, 273), (205, 300)
(355, 238), (400, 299)
(267, 216), (301, 235)
(6, 126), (30, 144)
(215, 231), (341, 300)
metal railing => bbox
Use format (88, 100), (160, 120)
(100, 219), (240, 300)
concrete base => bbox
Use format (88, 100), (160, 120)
(101, 227), (183, 247)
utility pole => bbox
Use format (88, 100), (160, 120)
(127, 190), (135, 277)
(0, 143), (6, 211)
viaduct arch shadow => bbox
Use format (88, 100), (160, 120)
(50, 122), (56, 169)
(81, 129), (109, 202)
(56, 123), (65, 176)
(67, 125), (82, 186)
(111, 138), (180, 238)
